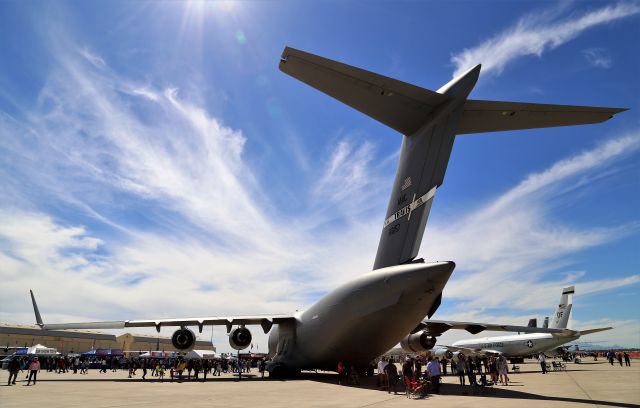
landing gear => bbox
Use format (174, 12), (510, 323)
(267, 363), (301, 379)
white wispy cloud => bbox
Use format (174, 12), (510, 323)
(0, 38), (387, 352)
(451, 2), (640, 77)
(582, 48), (613, 68)
(0, 25), (638, 353)
(425, 133), (640, 332)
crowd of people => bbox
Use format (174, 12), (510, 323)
(358, 352), (546, 396)
(4, 354), (268, 385)
(5, 349), (635, 390)
(605, 351), (632, 367)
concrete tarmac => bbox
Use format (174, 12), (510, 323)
(1, 360), (638, 407)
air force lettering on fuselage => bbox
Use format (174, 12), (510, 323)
(26, 47), (624, 375)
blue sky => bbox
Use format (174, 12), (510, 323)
(0, 1), (638, 352)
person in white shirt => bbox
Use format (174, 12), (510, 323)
(377, 357), (388, 389)
(538, 352), (548, 374)
(426, 356), (441, 394)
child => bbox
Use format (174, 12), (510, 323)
(156, 363), (165, 382)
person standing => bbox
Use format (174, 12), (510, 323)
(414, 358), (422, 379)
(441, 357), (448, 376)
(426, 356), (442, 394)
(377, 357), (388, 389)
(7, 357), (20, 385)
(624, 352), (631, 367)
(141, 359), (148, 380)
(456, 357), (466, 385)
(385, 358), (399, 394)
(258, 359), (266, 379)
(466, 356), (478, 386)
(402, 357), (414, 389)
(489, 357), (498, 384)
(538, 352), (547, 374)
(27, 357), (41, 386)
(175, 358), (186, 382)
(337, 361), (346, 385)
(617, 352), (623, 367)
(203, 359), (209, 381)
(497, 356), (509, 385)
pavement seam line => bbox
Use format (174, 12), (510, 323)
(564, 370), (599, 408)
(356, 395), (405, 407)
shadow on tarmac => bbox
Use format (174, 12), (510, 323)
(296, 372), (637, 408)
(10, 371), (635, 408)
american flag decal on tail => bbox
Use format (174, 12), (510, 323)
(401, 177), (412, 191)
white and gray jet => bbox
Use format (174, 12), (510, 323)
(430, 286), (612, 360)
(27, 47), (625, 375)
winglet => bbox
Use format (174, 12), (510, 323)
(29, 290), (44, 328)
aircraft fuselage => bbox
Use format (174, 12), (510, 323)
(267, 261), (454, 371)
(453, 332), (580, 357)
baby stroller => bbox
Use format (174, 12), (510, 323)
(405, 375), (429, 399)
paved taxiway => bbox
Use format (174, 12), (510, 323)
(1, 360), (638, 407)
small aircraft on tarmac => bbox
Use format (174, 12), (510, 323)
(27, 47), (625, 375)
(427, 286), (612, 362)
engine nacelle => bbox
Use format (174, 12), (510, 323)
(400, 331), (437, 353)
(171, 328), (196, 351)
(229, 327), (252, 350)
(433, 348), (454, 360)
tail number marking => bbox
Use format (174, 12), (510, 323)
(383, 187), (436, 228)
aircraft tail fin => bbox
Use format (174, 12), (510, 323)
(280, 46), (480, 270)
(551, 286), (574, 329)
(30, 290), (44, 328)
(527, 318), (537, 328)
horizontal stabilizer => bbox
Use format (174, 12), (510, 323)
(458, 100), (627, 134)
(578, 327), (613, 336)
(279, 47), (450, 135)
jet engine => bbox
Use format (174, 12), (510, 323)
(432, 348), (454, 360)
(229, 327), (252, 350)
(171, 328), (196, 351)
(400, 330), (437, 353)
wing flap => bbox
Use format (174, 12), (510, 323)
(458, 99), (627, 134)
(279, 47), (450, 135)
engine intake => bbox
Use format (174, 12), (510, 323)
(171, 328), (196, 351)
(229, 327), (252, 350)
(433, 348), (454, 360)
(400, 330), (437, 353)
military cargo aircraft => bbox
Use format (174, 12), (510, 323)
(28, 47), (625, 375)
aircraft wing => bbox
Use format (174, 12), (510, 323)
(458, 100), (627, 134)
(30, 290), (294, 334)
(279, 46), (450, 136)
(414, 319), (572, 335)
(578, 327), (613, 336)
